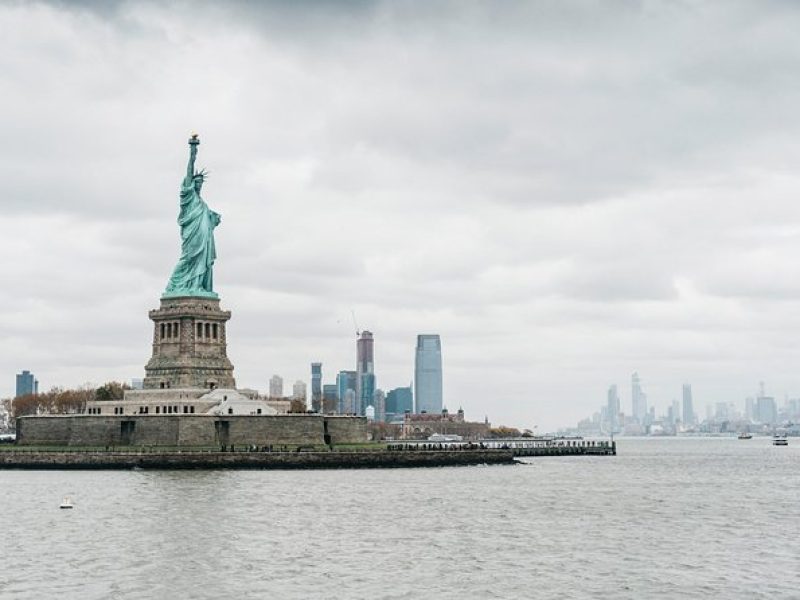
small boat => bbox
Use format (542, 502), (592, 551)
(738, 432), (752, 440)
(773, 435), (788, 446)
(59, 496), (74, 509)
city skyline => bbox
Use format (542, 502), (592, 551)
(5, 2), (800, 430)
(567, 377), (797, 436)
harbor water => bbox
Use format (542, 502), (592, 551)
(0, 437), (797, 599)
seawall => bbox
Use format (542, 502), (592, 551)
(0, 449), (516, 470)
(16, 414), (368, 447)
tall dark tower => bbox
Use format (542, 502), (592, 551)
(356, 331), (375, 416)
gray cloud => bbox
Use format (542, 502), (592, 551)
(3, 1), (800, 429)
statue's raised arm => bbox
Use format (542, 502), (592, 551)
(186, 133), (199, 184)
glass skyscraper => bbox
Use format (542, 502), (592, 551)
(15, 370), (38, 398)
(414, 334), (442, 414)
(336, 370), (357, 414)
(322, 384), (338, 413)
(386, 386), (413, 418)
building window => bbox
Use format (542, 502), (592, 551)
(257, 409), (262, 415)
(228, 408), (233, 415)
(174, 406), (178, 413)
(197, 322), (203, 338)
(190, 406), (195, 414)
(213, 323), (218, 339)
(156, 406), (160, 414)
(205, 323), (210, 338)
(174, 322), (180, 338)
(160, 323), (166, 339)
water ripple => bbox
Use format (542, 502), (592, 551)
(1, 438), (798, 598)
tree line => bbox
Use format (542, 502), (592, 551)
(6, 381), (131, 422)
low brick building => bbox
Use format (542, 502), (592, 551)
(401, 409), (490, 440)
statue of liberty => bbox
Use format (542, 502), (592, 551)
(163, 134), (221, 299)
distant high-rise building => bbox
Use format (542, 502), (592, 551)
(323, 384), (338, 413)
(682, 384), (694, 425)
(356, 331), (375, 416)
(631, 372), (647, 423)
(745, 397), (755, 421)
(606, 384), (620, 432)
(292, 380), (307, 403)
(336, 370), (357, 414)
(15, 370), (38, 398)
(715, 402), (730, 420)
(386, 386), (413, 418)
(269, 375), (284, 399)
(342, 389), (357, 415)
(373, 389), (386, 422)
(311, 363), (323, 412)
(671, 399), (680, 425)
(756, 395), (777, 424)
(130, 378), (144, 390)
(415, 335), (443, 414)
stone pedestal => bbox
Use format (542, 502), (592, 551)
(143, 296), (235, 390)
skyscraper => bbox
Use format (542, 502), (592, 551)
(606, 384), (620, 432)
(292, 380), (307, 403)
(342, 389), (357, 415)
(682, 383), (694, 425)
(356, 331), (375, 416)
(386, 386), (413, 418)
(336, 370), (357, 414)
(269, 374), (283, 399)
(669, 399), (681, 425)
(322, 384), (338, 413)
(756, 395), (777, 424)
(631, 372), (647, 423)
(15, 370), (38, 398)
(415, 334), (443, 414)
(311, 362), (322, 412)
(373, 388), (386, 422)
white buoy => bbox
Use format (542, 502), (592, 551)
(59, 496), (74, 509)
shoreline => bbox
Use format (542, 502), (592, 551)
(0, 448), (517, 470)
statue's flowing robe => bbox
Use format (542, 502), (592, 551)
(165, 177), (221, 294)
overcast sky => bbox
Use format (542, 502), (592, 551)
(3, 1), (800, 430)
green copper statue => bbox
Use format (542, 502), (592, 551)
(163, 134), (221, 299)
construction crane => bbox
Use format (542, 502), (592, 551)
(351, 309), (360, 337)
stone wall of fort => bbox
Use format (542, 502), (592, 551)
(0, 448), (515, 470)
(16, 414), (368, 447)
